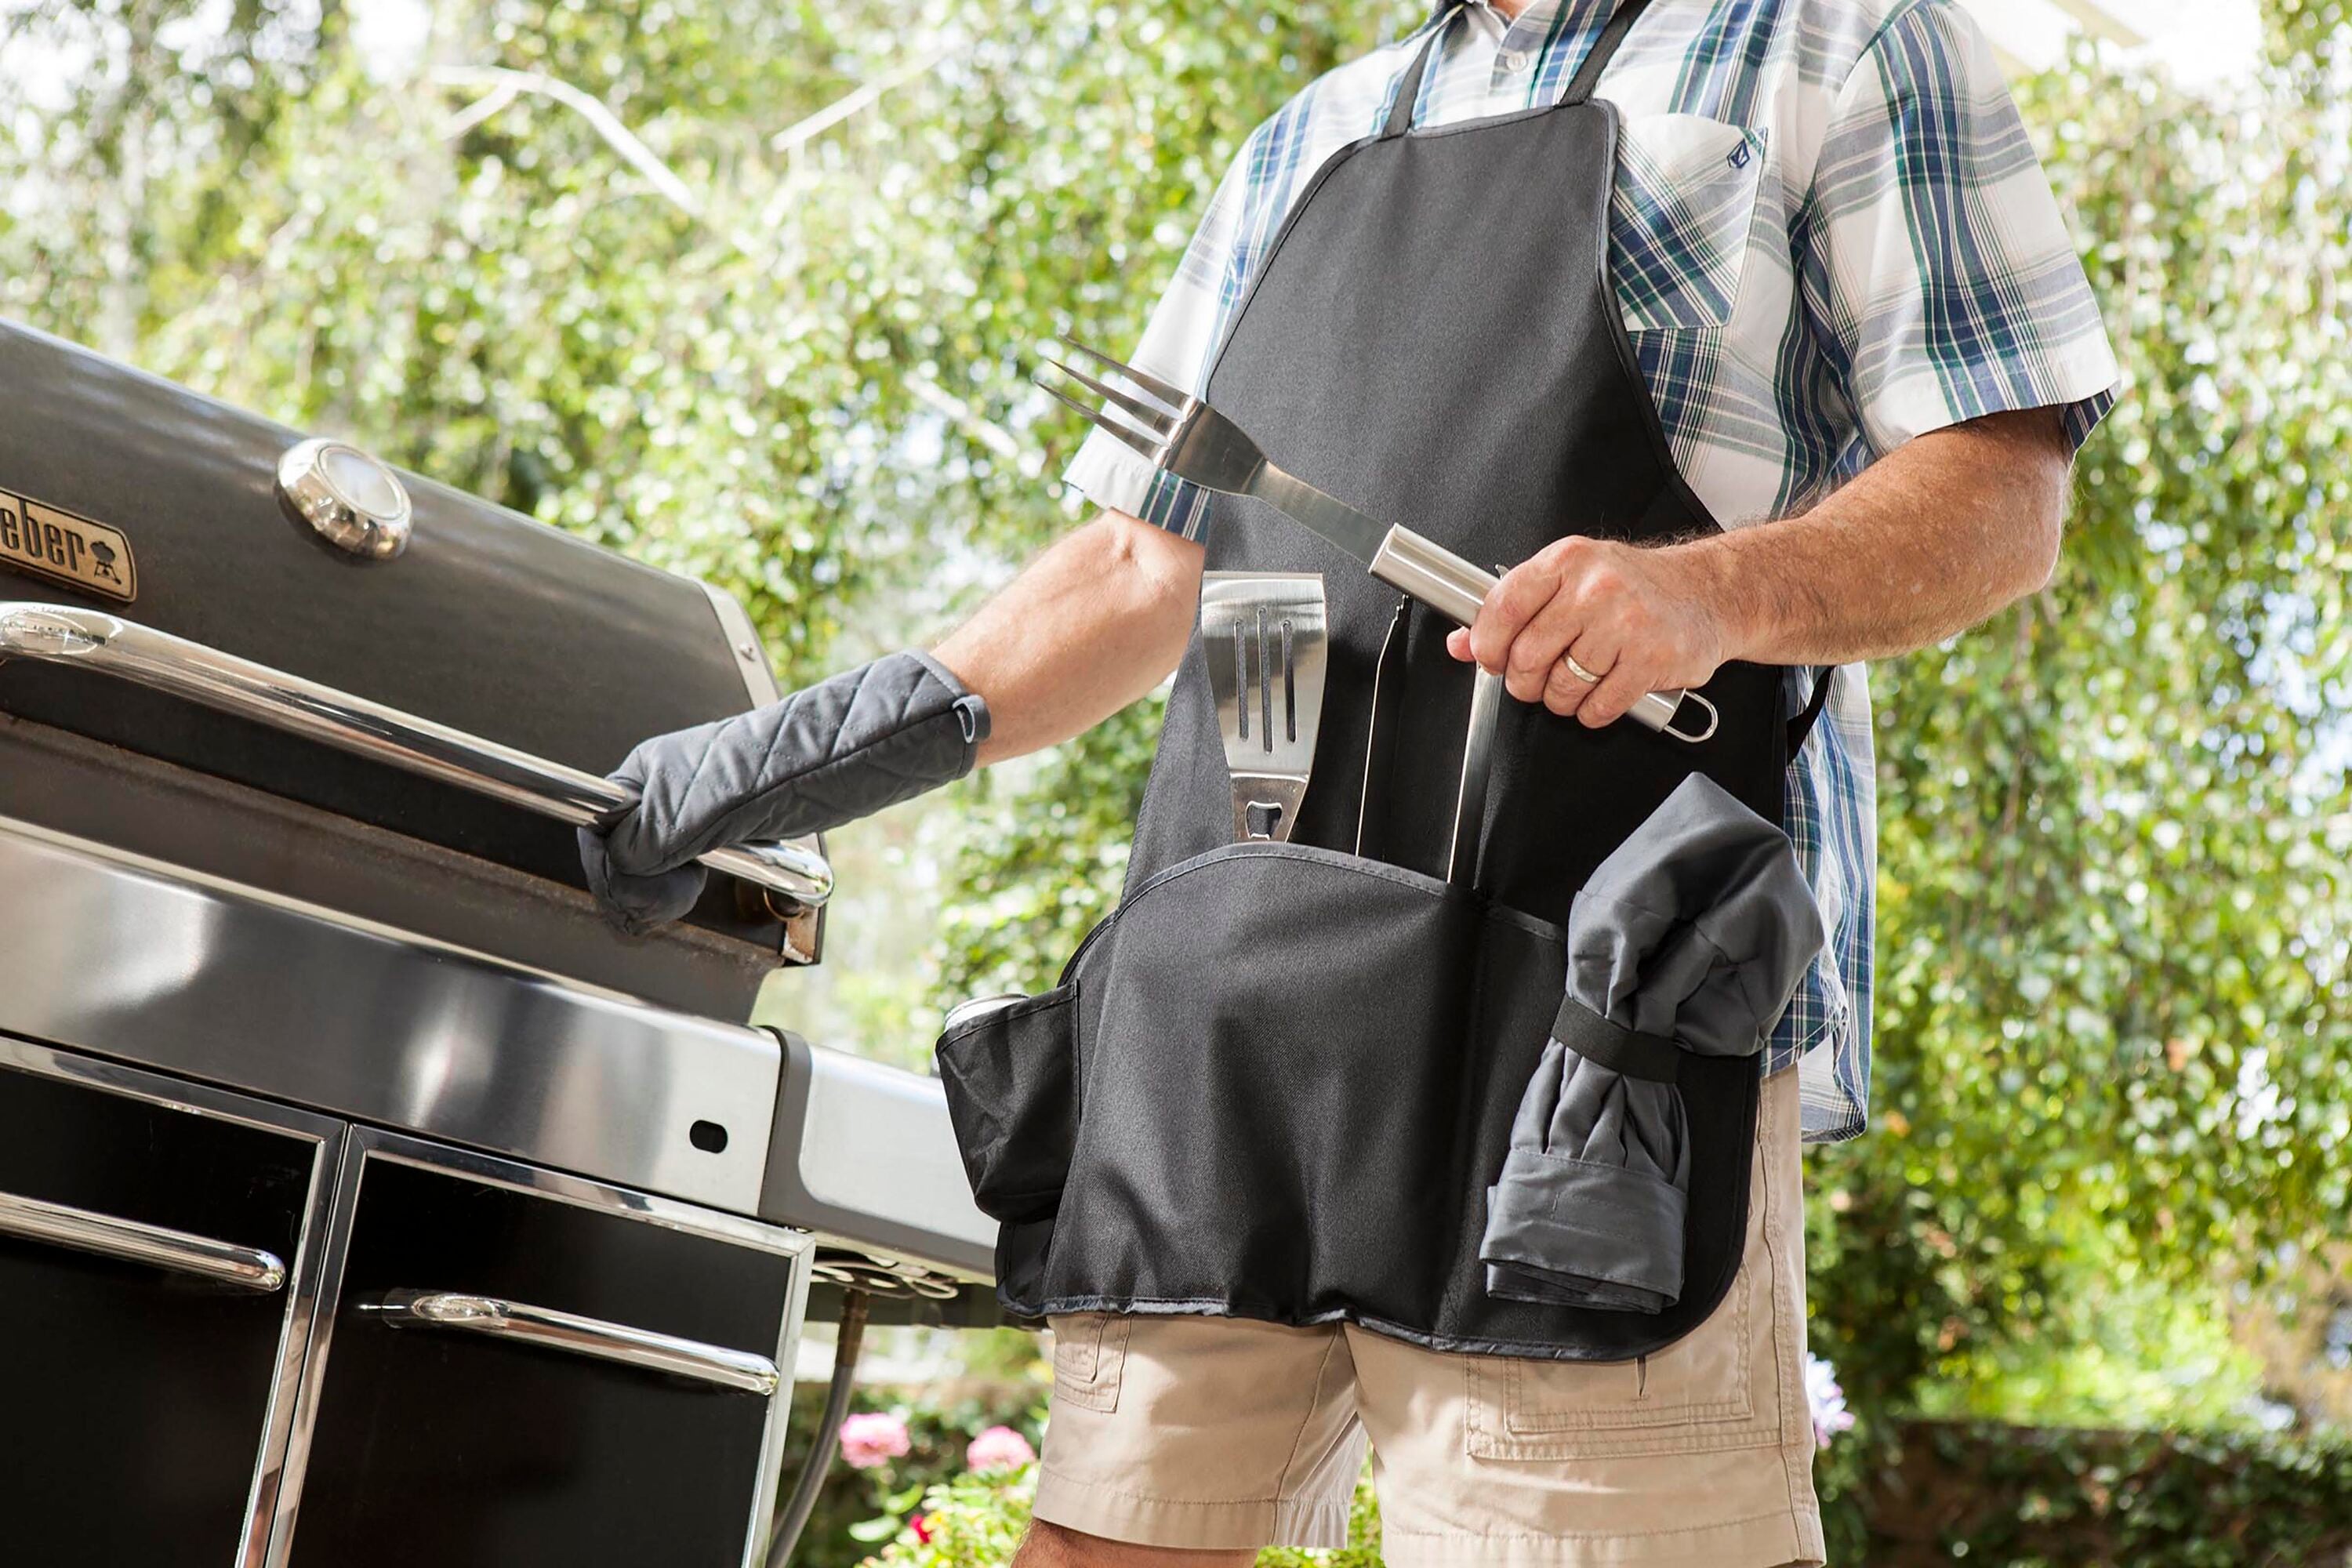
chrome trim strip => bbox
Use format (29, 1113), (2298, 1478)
(363, 1135), (809, 1257)
(0, 1039), (343, 1568)
(0, 1189), (285, 1290)
(697, 579), (783, 707)
(263, 1131), (367, 1568)
(0, 816), (782, 1214)
(365, 1289), (779, 1395)
(0, 601), (833, 909)
(242, 1127), (343, 1568)
(746, 1242), (813, 1568)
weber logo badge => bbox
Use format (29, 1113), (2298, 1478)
(0, 488), (136, 603)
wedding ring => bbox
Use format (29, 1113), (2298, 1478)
(1562, 652), (1602, 684)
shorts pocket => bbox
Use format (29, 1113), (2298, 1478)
(1611, 113), (1769, 332)
(1050, 1312), (1133, 1414)
(1465, 1247), (1778, 1460)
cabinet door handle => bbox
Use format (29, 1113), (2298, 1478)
(0, 1190), (288, 1291)
(365, 1289), (779, 1396)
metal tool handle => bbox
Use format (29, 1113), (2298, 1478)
(1366, 528), (1719, 744)
(1447, 668), (1504, 887)
(0, 602), (833, 909)
(365, 1288), (781, 1395)
(0, 1189), (288, 1291)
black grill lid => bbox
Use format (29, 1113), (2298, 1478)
(0, 318), (821, 1003)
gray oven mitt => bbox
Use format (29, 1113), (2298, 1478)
(1481, 773), (1823, 1312)
(577, 650), (989, 934)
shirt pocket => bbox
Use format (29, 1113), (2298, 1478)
(1610, 114), (1769, 332)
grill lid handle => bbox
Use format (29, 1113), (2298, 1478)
(0, 601), (833, 912)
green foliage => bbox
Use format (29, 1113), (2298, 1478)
(1911, 1264), (2271, 1432)
(1804, 28), (2352, 1428)
(855, 1461), (1385, 1568)
(858, 1464), (1037, 1568)
(775, 1375), (1044, 1568)
(2267, 0), (2352, 62)
(1846, 1417), (2352, 1567)
(937, 696), (1162, 1000)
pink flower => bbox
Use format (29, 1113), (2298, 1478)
(911, 1514), (935, 1544)
(965, 1424), (1037, 1473)
(838, 1410), (911, 1469)
(1804, 1353), (1855, 1450)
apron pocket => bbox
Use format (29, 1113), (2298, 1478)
(936, 985), (1080, 1224)
(1009, 838), (1761, 1363)
(1042, 842), (1541, 1326)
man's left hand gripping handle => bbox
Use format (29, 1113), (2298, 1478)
(578, 650), (991, 934)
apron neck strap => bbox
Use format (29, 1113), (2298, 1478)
(1563, 0), (1656, 104)
(1385, 0), (1658, 140)
(1382, 8), (1461, 139)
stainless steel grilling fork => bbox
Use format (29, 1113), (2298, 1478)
(1036, 339), (1717, 743)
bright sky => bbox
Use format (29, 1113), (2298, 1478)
(1955, 0), (2263, 85)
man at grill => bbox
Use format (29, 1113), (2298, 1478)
(580, 2), (2118, 1563)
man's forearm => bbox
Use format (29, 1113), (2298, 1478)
(1453, 406), (2076, 725)
(1673, 407), (2073, 667)
(931, 511), (1204, 764)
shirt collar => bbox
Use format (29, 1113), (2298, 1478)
(1437, 0), (1602, 49)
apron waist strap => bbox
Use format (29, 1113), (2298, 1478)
(1552, 998), (1682, 1083)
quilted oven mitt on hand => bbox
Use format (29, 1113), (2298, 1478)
(578, 650), (989, 934)
(1479, 773), (1824, 1314)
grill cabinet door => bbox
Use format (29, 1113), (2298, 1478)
(283, 1137), (804, 1568)
(0, 1043), (338, 1568)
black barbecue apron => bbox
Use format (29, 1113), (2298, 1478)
(941, 0), (1821, 1360)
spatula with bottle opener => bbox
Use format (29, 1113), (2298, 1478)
(1040, 339), (1717, 744)
(1201, 572), (1327, 843)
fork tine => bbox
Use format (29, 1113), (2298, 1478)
(1034, 377), (1166, 463)
(1043, 357), (1178, 437)
(1059, 338), (1190, 415)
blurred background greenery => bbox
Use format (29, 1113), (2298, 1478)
(5, 0), (2350, 1559)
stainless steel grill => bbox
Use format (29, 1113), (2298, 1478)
(0, 319), (995, 1568)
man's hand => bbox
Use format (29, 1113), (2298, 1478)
(1447, 407), (2076, 720)
(575, 510), (1195, 932)
(1446, 536), (1734, 729)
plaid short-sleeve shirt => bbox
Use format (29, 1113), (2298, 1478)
(1065, 0), (2120, 1144)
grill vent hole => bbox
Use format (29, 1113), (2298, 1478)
(689, 1120), (729, 1154)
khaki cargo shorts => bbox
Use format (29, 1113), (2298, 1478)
(1032, 1063), (1824, 1567)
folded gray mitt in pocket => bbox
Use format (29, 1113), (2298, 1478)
(578, 650), (989, 933)
(1481, 772), (1823, 1312)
